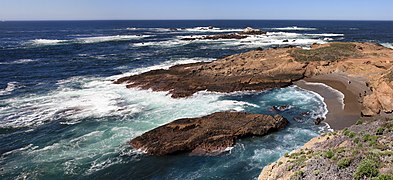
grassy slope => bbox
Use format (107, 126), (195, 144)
(271, 117), (393, 180)
(289, 43), (361, 62)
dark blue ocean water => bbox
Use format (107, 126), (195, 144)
(0, 20), (392, 179)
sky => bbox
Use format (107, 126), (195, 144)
(0, 0), (392, 21)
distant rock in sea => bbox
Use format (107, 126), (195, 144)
(180, 27), (266, 41)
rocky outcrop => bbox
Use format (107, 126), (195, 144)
(130, 112), (288, 155)
(180, 27), (265, 41)
(115, 47), (306, 98)
(116, 42), (393, 115)
(239, 27), (266, 35)
(362, 80), (393, 116)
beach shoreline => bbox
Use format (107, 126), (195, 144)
(294, 73), (369, 130)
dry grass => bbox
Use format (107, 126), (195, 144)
(290, 43), (361, 62)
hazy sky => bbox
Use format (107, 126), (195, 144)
(1, 0), (392, 20)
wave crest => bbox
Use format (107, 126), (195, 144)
(270, 26), (317, 31)
(27, 35), (151, 46)
(381, 42), (393, 49)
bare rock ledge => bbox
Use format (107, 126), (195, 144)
(130, 112), (288, 155)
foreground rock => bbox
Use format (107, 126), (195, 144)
(259, 117), (393, 180)
(130, 112), (288, 155)
(115, 42), (393, 116)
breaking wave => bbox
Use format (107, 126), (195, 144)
(0, 59), (37, 65)
(184, 27), (243, 33)
(132, 32), (343, 49)
(381, 42), (393, 49)
(112, 57), (215, 78)
(303, 82), (345, 110)
(270, 26), (318, 31)
(126, 27), (243, 33)
(27, 35), (151, 46)
(0, 82), (24, 96)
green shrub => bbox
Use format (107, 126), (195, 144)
(354, 137), (360, 144)
(324, 150), (334, 159)
(363, 134), (371, 141)
(313, 170), (320, 175)
(343, 128), (350, 136)
(349, 131), (356, 138)
(337, 158), (352, 169)
(371, 174), (393, 180)
(353, 159), (380, 180)
(285, 152), (290, 157)
(376, 128), (385, 135)
(287, 165), (293, 171)
(356, 120), (363, 125)
(363, 134), (378, 145)
(290, 171), (304, 180)
(352, 150), (359, 156)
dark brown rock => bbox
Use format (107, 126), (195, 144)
(314, 117), (324, 125)
(180, 27), (265, 41)
(130, 112), (289, 155)
(114, 48), (305, 98)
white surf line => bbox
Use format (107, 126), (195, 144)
(303, 81), (345, 110)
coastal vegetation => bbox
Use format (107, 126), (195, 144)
(290, 43), (361, 62)
(260, 118), (393, 179)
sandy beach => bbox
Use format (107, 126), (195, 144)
(295, 73), (370, 130)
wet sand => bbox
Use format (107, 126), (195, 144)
(295, 73), (370, 130)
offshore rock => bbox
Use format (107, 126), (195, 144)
(180, 27), (265, 41)
(239, 27), (267, 35)
(130, 112), (288, 155)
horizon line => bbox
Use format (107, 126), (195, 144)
(2, 19), (393, 22)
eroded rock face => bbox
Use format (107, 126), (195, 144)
(362, 80), (393, 116)
(130, 112), (288, 155)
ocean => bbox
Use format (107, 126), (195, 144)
(0, 20), (392, 179)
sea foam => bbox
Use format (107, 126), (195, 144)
(381, 42), (393, 49)
(27, 35), (151, 46)
(270, 26), (318, 31)
(303, 82), (345, 110)
(0, 82), (23, 95)
(0, 59), (37, 65)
